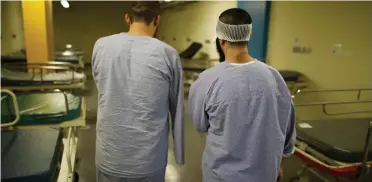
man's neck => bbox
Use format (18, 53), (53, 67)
(225, 48), (254, 64)
(127, 23), (154, 37)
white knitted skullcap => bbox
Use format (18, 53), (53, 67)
(216, 19), (252, 42)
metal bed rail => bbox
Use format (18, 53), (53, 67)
(66, 126), (77, 177)
(1, 89), (20, 127)
(294, 88), (372, 115)
(1, 89), (71, 129)
(2, 62), (84, 85)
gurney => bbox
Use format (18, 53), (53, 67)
(290, 88), (372, 182)
(292, 119), (372, 182)
(2, 46), (84, 68)
(1, 61), (86, 91)
(1, 89), (85, 182)
(1, 128), (63, 182)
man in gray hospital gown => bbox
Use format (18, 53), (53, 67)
(189, 8), (296, 182)
(92, 1), (184, 182)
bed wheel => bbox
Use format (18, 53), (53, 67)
(74, 172), (79, 182)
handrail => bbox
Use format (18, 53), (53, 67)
(2, 61), (82, 68)
(1, 89), (20, 127)
(66, 127), (73, 175)
(296, 88), (372, 100)
(2, 62), (84, 84)
(294, 88), (372, 115)
(5, 65), (74, 70)
(296, 100), (372, 106)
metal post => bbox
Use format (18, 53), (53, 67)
(358, 121), (372, 181)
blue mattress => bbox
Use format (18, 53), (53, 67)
(1, 128), (63, 182)
(1, 92), (82, 126)
(297, 118), (372, 163)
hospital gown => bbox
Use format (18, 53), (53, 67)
(92, 33), (184, 180)
(189, 60), (296, 182)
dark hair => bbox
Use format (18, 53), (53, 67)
(218, 8), (252, 46)
(129, 1), (161, 25)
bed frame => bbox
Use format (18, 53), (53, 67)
(1, 61), (86, 91)
(1, 87), (85, 182)
(290, 88), (372, 182)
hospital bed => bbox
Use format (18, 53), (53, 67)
(1, 61), (86, 91)
(2, 46), (84, 68)
(290, 88), (372, 182)
(1, 88), (85, 181)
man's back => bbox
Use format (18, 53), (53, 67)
(92, 33), (184, 177)
(189, 60), (295, 182)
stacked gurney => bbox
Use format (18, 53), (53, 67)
(1, 53), (86, 181)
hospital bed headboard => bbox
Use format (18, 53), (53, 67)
(278, 70), (308, 96)
(279, 70), (302, 82)
(179, 42), (203, 59)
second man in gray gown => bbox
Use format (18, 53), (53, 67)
(189, 8), (296, 182)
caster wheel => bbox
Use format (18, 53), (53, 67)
(74, 172), (79, 182)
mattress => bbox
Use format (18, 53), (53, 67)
(1, 128), (63, 182)
(1, 92), (82, 126)
(2, 54), (81, 65)
(296, 118), (372, 163)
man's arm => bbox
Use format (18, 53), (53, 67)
(169, 54), (185, 165)
(188, 77), (210, 133)
(283, 103), (296, 157)
(91, 39), (102, 84)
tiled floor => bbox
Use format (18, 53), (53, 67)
(76, 75), (372, 182)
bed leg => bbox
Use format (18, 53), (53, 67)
(74, 172), (79, 182)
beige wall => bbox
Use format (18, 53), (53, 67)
(158, 1), (237, 60)
(267, 1), (372, 89)
(53, 1), (131, 63)
(1, 1), (25, 55)
(267, 2), (372, 120)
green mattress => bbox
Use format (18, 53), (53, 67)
(1, 92), (82, 126)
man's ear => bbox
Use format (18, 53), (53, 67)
(219, 39), (226, 46)
(125, 14), (131, 25)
